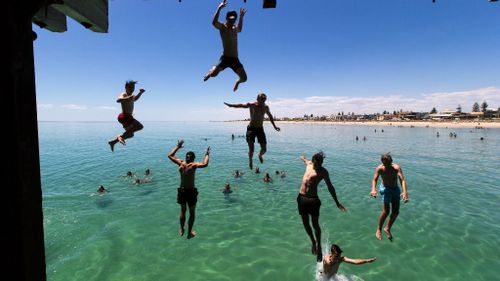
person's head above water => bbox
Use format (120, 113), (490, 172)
(330, 244), (343, 257)
(126, 171), (133, 177)
(125, 80), (137, 94)
(256, 93), (267, 105)
(226, 10), (237, 24)
(381, 153), (393, 166)
(185, 151), (195, 163)
(312, 151), (325, 168)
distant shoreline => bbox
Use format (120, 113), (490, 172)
(224, 120), (500, 129)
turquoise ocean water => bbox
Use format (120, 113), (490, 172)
(39, 122), (500, 281)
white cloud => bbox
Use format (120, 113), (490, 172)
(61, 104), (87, 110)
(267, 87), (500, 117)
(37, 104), (54, 109)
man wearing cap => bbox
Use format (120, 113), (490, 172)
(224, 93), (280, 169)
(108, 80), (146, 151)
(204, 0), (247, 92)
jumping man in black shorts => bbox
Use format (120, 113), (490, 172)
(224, 93), (280, 169)
(168, 140), (210, 239)
(204, 0), (247, 92)
(298, 152), (346, 262)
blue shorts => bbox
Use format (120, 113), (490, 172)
(379, 184), (401, 204)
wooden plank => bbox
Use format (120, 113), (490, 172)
(33, 5), (67, 32)
(53, 0), (108, 33)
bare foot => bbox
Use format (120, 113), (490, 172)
(249, 158), (253, 170)
(233, 81), (240, 92)
(384, 227), (393, 241)
(187, 231), (196, 239)
(180, 227), (185, 237)
(117, 136), (125, 145)
(108, 140), (116, 152)
(376, 229), (382, 240)
(203, 73), (210, 81)
(258, 154), (264, 164)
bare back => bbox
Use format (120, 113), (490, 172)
(220, 25), (238, 57)
(178, 162), (198, 189)
(299, 163), (326, 197)
(377, 163), (400, 188)
(322, 255), (342, 278)
(248, 103), (267, 127)
(119, 92), (134, 114)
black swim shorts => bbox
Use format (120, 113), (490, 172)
(177, 188), (198, 207)
(217, 55), (244, 72)
(246, 126), (267, 144)
(297, 194), (321, 217)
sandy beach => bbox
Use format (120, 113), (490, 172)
(271, 120), (500, 129)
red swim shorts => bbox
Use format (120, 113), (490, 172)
(117, 113), (134, 127)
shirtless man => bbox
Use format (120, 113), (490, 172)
(204, 0), (247, 92)
(168, 140), (210, 239)
(108, 80), (145, 151)
(298, 152), (346, 262)
(370, 153), (408, 241)
(224, 93), (280, 169)
(321, 244), (376, 279)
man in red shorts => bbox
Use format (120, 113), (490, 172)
(108, 80), (146, 151)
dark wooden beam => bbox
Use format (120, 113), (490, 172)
(7, 0), (47, 280)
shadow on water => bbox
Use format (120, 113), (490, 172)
(95, 196), (113, 208)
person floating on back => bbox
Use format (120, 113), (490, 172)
(204, 0), (247, 92)
(108, 80), (145, 151)
(224, 93), (280, 169)
(321, 244), (376, 279)
(298, 152), (346, 262)
(370, 153), (408, 241)
(168, 140), (210, 239)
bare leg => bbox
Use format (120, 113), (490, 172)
(300, 214), (317, 255)
(248, 142), (255, 170)
(311, 216), (322, 262)
(376, 203), (390, 240)
(384, 201), (400, 241)
(187, 205), (197, 239)
(233, 67), (247, 92)
(204, 66), (220, 81)
(179, 204), (187, 236)
(258, 143), (267, 164)
(121, 120), (144, 142)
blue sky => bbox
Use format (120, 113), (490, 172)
(34, 0), (500, 121)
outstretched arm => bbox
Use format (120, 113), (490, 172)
(343, 257), (376, 265)
(397, 165), (408, 203)
(265, 106), (280, 131)
(371, 167), (380, 198)
(134, 89), (145, 101)
(324, 170), (347, 211)
(168, 140), (184, 166)
(196, 146), (211, 168)
(212, 0), (226, 29)
(237, 8), (246, 32)
(224, 102), (250, 108)
(300, 155), (310, 165)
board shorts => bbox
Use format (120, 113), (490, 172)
(297, 194), (321, 217)
(177, 188), (198, 207)
(246, 126), (267, 144)
(379, 184), (401, 204)
(216, 55), (244, 72)
(117, 113), (134, 127)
